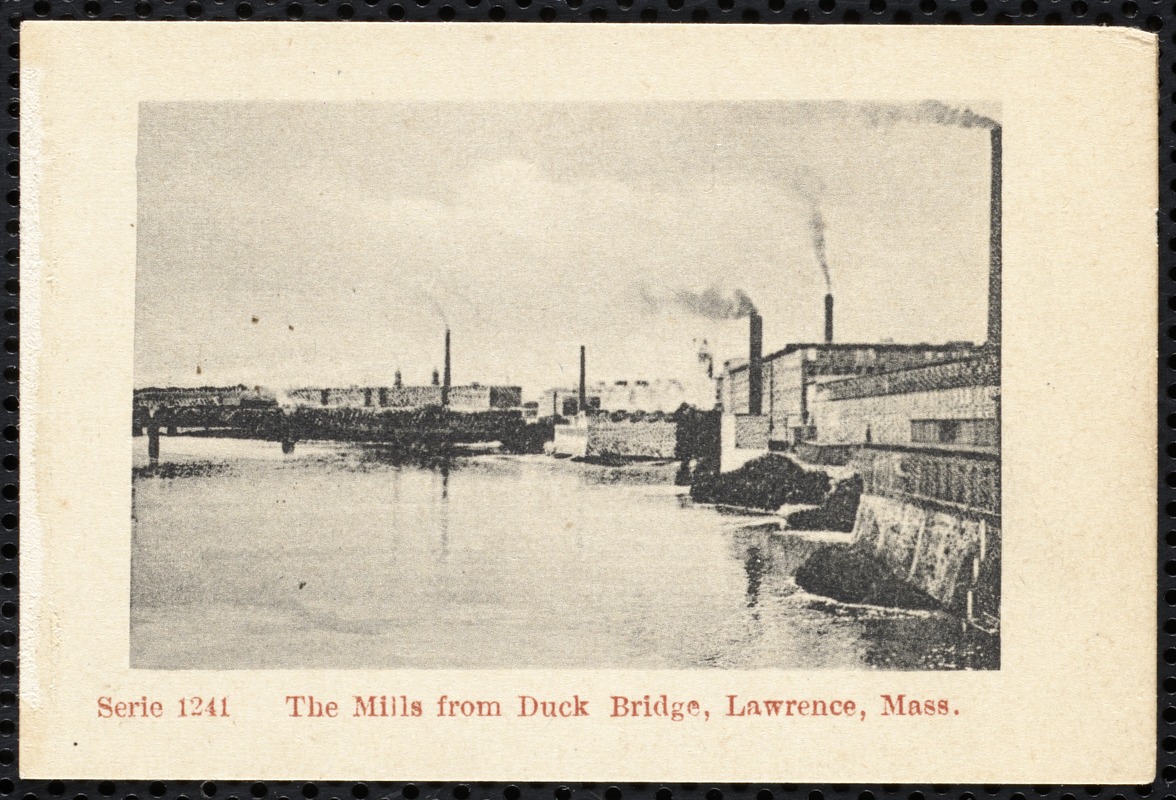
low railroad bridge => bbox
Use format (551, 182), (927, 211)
(133, 387), (536, 465)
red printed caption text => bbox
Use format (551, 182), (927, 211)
(97, 696), (230, 719)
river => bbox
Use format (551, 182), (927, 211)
(130, 436), (997, 670)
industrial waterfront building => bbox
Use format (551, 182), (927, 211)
(713, 123), (1003, 630)
(541, 378), (701, 419)
(547, 345), (709, 460)
(809, 350), (999, 451)
(716, 317), (1001, 629)
(284, 384), (522, 413)
(720, 339), (978, 450)
(542, 339), (718, 420)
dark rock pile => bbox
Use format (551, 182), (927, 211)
(690, 454), (830, 511)
(786, 474), (863, 533)
(794, 544), (941, 611)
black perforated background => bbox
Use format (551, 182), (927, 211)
(0, 2), (1167, 797)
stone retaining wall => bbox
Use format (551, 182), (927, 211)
(852, 493), (1000, 623)
(552, 418), (678, 459)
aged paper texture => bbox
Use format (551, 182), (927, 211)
(19, 22), (1157, 782)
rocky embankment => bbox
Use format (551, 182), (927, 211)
(689, 453), (951, 614)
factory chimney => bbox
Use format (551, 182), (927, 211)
(442, 328), (451, 407)
(988, 126), (1002, 350)
(748, 312), (763, 416)
(579, 345), (587, 412)
(824, 293), (834, 344)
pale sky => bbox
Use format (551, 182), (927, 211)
(135, 101), (999, 398)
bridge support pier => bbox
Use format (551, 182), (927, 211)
(147, 426), (160, 466)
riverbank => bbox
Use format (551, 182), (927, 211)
(683, 450), (998, 635)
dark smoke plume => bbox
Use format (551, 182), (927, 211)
(640, 283), (757, 320)
(792, 173), (833, 293)
(791, 100), (997, 293)
(862, 100), (999, 131)
(809, 208), (832, 293)
(677, 286), (758, 319)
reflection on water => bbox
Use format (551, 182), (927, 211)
(130, 437), (997, 670)
(743, 543), (764, 610)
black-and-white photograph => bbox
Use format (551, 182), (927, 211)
(130, 100), (1001, 671)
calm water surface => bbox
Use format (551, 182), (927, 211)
(130, 437), (996, 670)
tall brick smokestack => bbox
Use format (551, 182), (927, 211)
(824, 293), (834, 344)
(442, 328), (451, 407)
(748, 312), (763, 416)
(988, 126), (1002, 349)
(579, 345), (587, 411)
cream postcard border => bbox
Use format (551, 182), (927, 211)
(18, 22), (1159, 783)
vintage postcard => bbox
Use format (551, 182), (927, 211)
(19, 23), (1157, 782)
